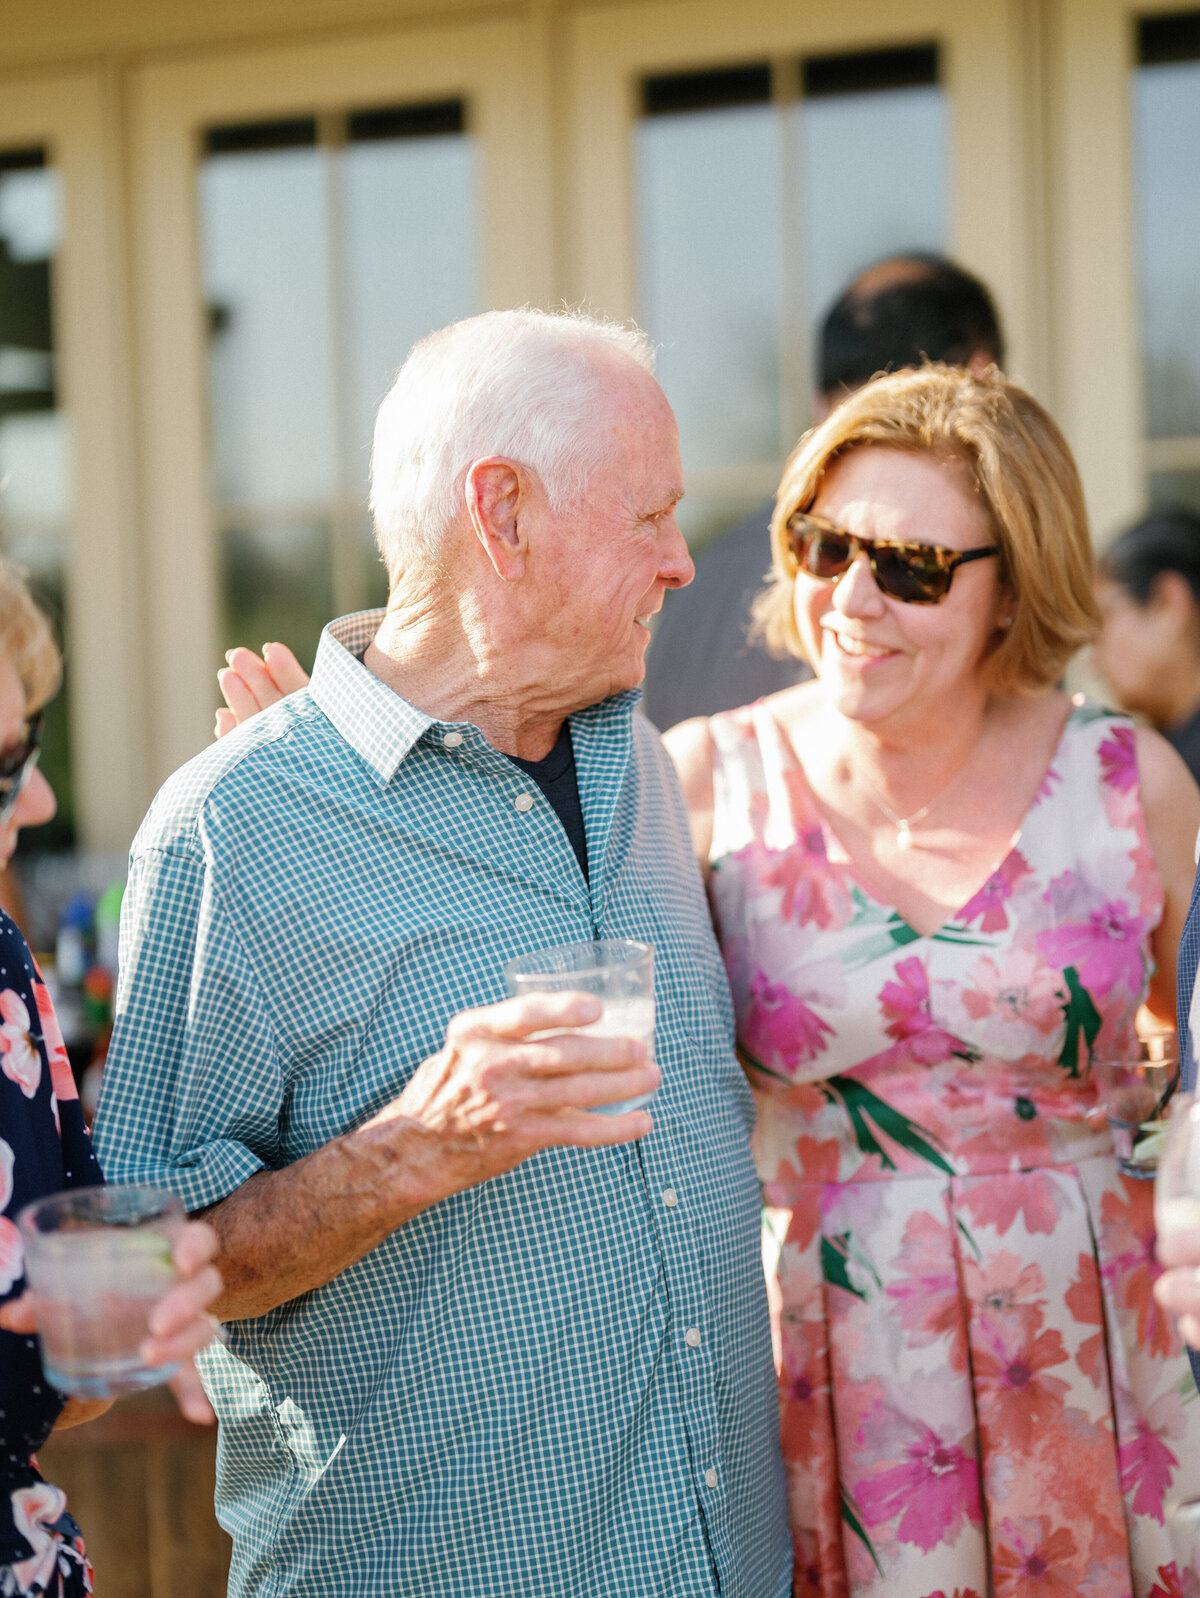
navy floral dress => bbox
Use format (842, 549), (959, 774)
(0, 912), (99, 1597)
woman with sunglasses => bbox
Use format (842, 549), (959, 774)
(666, 364), (1200, 1597)
(0, 560), (221, 1598)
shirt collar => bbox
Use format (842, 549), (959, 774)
(309, 610), (645, 786)
(309, 611), (433, 784)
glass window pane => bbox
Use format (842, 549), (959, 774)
(0, 153), (74, 850)
(633, 54), (947, 552)
(635, 92), (782, 547)
(1150, 467), (1200, 514)
(1133, 55), (1200, 439)
(199, 141), (336, 507)
(797, 83), (948, 333)
(344, 128), (480, 482)
(199, 108), (480, 660)
(223, 520), (335, 675)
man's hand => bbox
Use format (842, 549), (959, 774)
(1156, 1224), (1200, 1350)
(205, 992), (658, 1322)
(0, 1219), (223, 1427)
(372, 991), (658, 1193)
(215, 642), (310, 738)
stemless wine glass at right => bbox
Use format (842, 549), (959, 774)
(1156, 1093), (1200, 1259)
(1158, 1095), (1200, 1593)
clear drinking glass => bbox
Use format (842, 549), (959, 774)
(1089, 1031), (1180, 1177)
(1156, 1092), (1200, 1258)
(1167, 1496), (1200, 1597)
(17, 1184), (183, 1398)
(503, 938), (656, 1116)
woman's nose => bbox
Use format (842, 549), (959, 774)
(831, 551), (886, 615)
(11, 766), (56, 834)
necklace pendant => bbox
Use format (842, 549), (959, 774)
(896, 821), (914, 850)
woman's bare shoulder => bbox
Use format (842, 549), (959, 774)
(661, 716), (716, 869)
(662, 715), (714, 793)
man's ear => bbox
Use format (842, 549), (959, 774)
(1149, 570), (1199, 633)
(465, 458), (527, 580)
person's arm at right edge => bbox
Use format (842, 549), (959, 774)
(95, 841), (658, 1325)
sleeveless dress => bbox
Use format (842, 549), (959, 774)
(707, 699), (1200, 1598)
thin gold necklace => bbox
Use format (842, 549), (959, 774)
(855, 735), (984, 851)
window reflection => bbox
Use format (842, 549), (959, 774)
(798, 49), (946, 337)
(1134, 11), (1200, 511)
(0, 150), (73, 850)
(634, 48), (947, 551)
(199, 103), (480, 667)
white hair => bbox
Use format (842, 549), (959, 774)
(368, 308), (657, 577)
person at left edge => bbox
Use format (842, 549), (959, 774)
(93, 309), (790, 1598)
(0, 558), (221, 1598)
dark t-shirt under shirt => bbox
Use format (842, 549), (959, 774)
(354, 652), (588, 880)
(508, 721), (588, 881)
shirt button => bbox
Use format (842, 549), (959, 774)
(705, 1467), (719, 1489)
(443, 730), (464, 748)
(662, 1189), (678, 1208)
(685, 1327), (702, 1348)
(513, 793), (535, 813)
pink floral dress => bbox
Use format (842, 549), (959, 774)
(707, 699), (1200, 1598)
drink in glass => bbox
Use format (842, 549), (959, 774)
(17, 1184), (183, 1398)
(1167, 1497), (1200, 1597)
(1157, 1093), (1200, 1260)
(504, 938), (655, 1115)
(1089, 1031), (1179, 1177)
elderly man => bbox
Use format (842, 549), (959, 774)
(95, 310), (789, 1597)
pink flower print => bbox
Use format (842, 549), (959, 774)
(762, 845), (852, 930)
(1099, 1181), (1176, 1358)
(959, 947), (1064, 1053)
(886, 1209), (968, 1371)
(963, 1249), (1046, 1343)
(1036, 870), (1147, 1005)
(878, 956), (965, 1066)
(1064, 1250), (1106, 1386)
(958, 1169), (1065, 1235)
(32, 975), (77, 1102)
(0, 1135), (20, 1295)
(1032, 761), (1063, 807)
(1099, 725), (1138, 793)
(957, 851), (1034, 934)
(1148, 1565), (1185, 1598)
(1129, 835), (1166, 921)
(1119, 1396), (1182, 1523)
(741, 970), (833, 1078)
(0, 988), (39, 1099)
(880, 957), (934, 1040)
(1098, 725), (1140, 827)
(974, 1322), (1070, 1449)
(993, 1517), (1080, 1597)
(11, 1482), (68, 1595)
(857, 1427), (981, 1551)
(0, 1216), (21, 1295)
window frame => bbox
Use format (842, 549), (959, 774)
(129, 18), (554, 782)
(564, 0), (1046, 406)
(0, 71), (146, 851)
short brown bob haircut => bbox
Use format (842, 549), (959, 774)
(754, 364), (1100, 695)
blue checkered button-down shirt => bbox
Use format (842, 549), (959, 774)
(94, 612), (789, 1598)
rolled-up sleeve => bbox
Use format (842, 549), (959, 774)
(94, 841), (284, 1213)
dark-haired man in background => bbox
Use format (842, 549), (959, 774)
(641, 251), (1006, 731)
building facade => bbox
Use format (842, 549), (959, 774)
(0, 0), (1197, 852)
